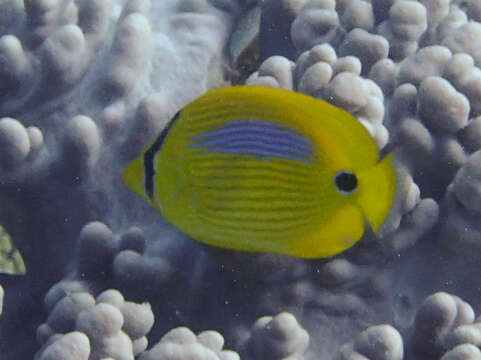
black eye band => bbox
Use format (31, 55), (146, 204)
(334, 171), (358, 194)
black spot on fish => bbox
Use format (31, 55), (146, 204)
(335, 171), (358, 194)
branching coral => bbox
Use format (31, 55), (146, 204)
(410, 292), (481, 359)
(139, 327), (239, 360)
(337, 324), (403, 360)
(1, 0), (481, 359)
(35, 288), (155, 359)
(245, 312), (309, 359)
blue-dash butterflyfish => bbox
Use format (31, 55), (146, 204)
(123, 86), (396, 258)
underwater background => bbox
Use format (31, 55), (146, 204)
(1, 0), (481, 359)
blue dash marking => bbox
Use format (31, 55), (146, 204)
(189, 119), (316, 162)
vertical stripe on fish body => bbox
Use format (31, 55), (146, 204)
(123, 86), (397, 258)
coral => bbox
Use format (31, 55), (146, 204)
(245, 312), (309, 359)
(139, 327), (239, 360)
(437, 149), (481, 269)
(35, 332), (91, 360)
(35, 288), (154, 359)
(410, 292), (481, 359)
(337, 324), (403, 360)
(377, 1), (427, 61)
(1, 0), (481, 359)
(441, 344), (481, 360)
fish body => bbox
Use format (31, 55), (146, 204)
(123, 86), (396, 258)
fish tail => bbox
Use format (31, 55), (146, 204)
(123, 155), (152, 203)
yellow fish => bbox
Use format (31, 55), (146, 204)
(123, 86), (396, 258)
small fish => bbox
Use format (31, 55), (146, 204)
(123, 86), (396, 258)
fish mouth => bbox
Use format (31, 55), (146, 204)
(356, 152), (397, 234)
